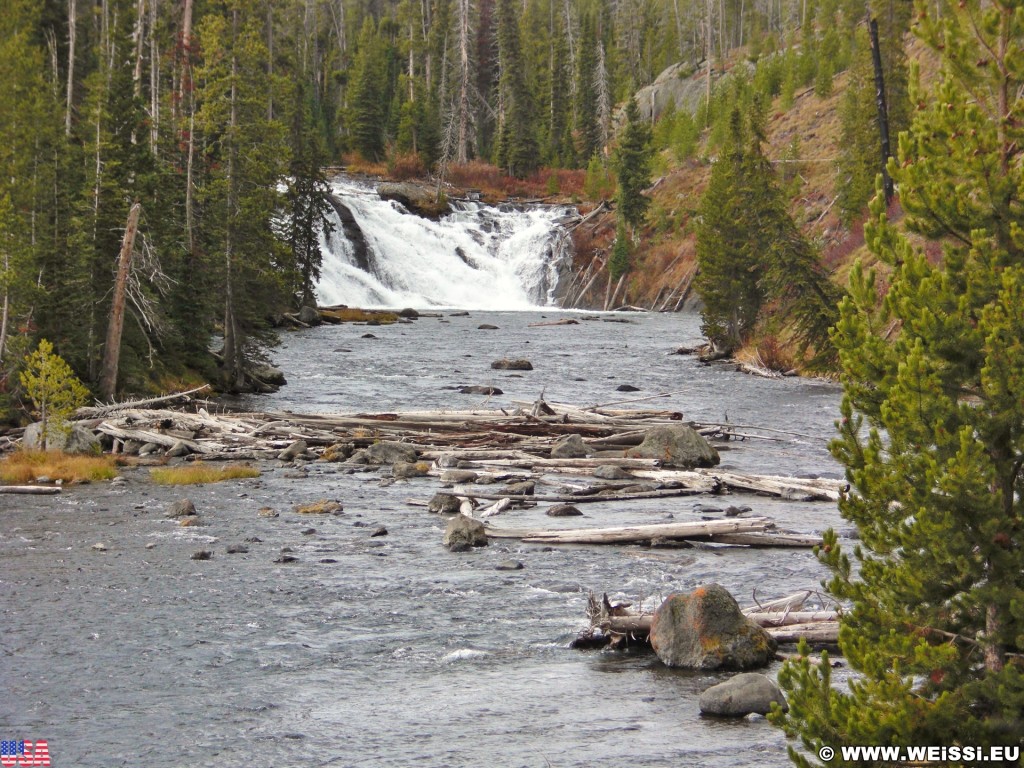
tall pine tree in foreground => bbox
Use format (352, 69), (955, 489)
(775, 1), (1024, 762)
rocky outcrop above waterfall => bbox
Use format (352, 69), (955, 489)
(377, 182), (451, 219)
(327, 195), (372, 273)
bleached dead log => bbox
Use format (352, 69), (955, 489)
(601, 610), (838, 636)
(0, 486), (62, 495)
(743, 590), (813, 614)
(764, 621), (840, 644)
(487, 517), (772, 544)
(95, 423), (211, 453)
(477, 497), (512, 518)
(77, 385), (211, 418)
(705, 531), (823, 547)
(455, 486), (709, 504)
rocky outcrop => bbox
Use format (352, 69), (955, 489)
(699, 673), (788, 717)
(443, 515), (489, 551)
(626, 425), (719, 468)
(649, 584), (776, 670)
(377, 181), (451, 218)
(327, 195), (372, 272)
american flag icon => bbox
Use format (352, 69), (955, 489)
(0, 741), (50, 767)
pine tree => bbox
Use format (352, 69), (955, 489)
(0, 0), (56, 374)
(694, 110), (764, 353)
(287, 80), (335, 308)
(696, 104), (838, 361)
(494, 0), (539, 177)
(613, 97), (653, 231)
(196, 3), (291, 391)
(609, 218), (631, 280)
(348, 18), (387, 161)
(775, 1), (1024, 760)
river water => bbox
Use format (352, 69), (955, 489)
(1, 310), (846, 767)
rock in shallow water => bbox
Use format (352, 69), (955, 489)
(443, 515), (488, 552)
(699, 673), (787, 716)
(649, 584), (775, 670)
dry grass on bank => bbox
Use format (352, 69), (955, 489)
(150, 463), (260, 485)
(0, 451), (118, 485)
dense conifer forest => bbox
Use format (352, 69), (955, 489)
(0, 0), (910, 403)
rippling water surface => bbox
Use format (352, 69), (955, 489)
(2, 310), (846, 767)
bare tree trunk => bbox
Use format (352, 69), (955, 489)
(133, 0), (146, 100)
(149, 0), (159, 152)
(223, 9), (244, 391)
(98, 202), (142, 400)
(266, 1), (275, 121)
(672, 0), (685, 58)
(456, 0), (473, 163)
(65, 0), (77, 136)
(0, 254), (9, 364)
(868, 16), (893, 203)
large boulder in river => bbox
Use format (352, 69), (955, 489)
(350, 441), (418, 465)
(443, 514), (489, 551)
(699, 673), (788, 717)
(649, 584), (776, 670)
(550, 434), (590, 459)
(23, 422), (101, 454)
(298, 305), (322, 326)
(626, 425), (719, 468)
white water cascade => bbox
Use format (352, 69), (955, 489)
(315, 178), (576, 309)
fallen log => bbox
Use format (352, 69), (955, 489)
(487, 516), (773, 544)
(453, 486), (710, 505)
(705, 532), (823, 548)
(0, 485), (62, 495)
(76, 385), (211, 418)
(764, 621), (840, 644)
(601, 610), (839, 635)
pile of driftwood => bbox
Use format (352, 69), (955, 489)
(56, 389), (849, 552)
(583, 589), (841, 649)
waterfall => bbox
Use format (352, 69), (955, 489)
(315, 178), (576, 310)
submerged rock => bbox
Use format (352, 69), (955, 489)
(491, 358), (533, 371)
(459, 385), (503, 395)
(649, 584), (775, 670)
(626, 425), (720, 468)
(167, 498), (197, 518)
(591, 465), (635, 480)
(393, 461), (430, 479)
(440, 469), (479, 485)
(443, 515), (489, 552)
(292, 500), (343, 515)
(699, 673), (788, 716)
(546, 504), (583, 517)
(428, 493), (462, 514)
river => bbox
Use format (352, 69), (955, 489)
(1, 310), (847, 767)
